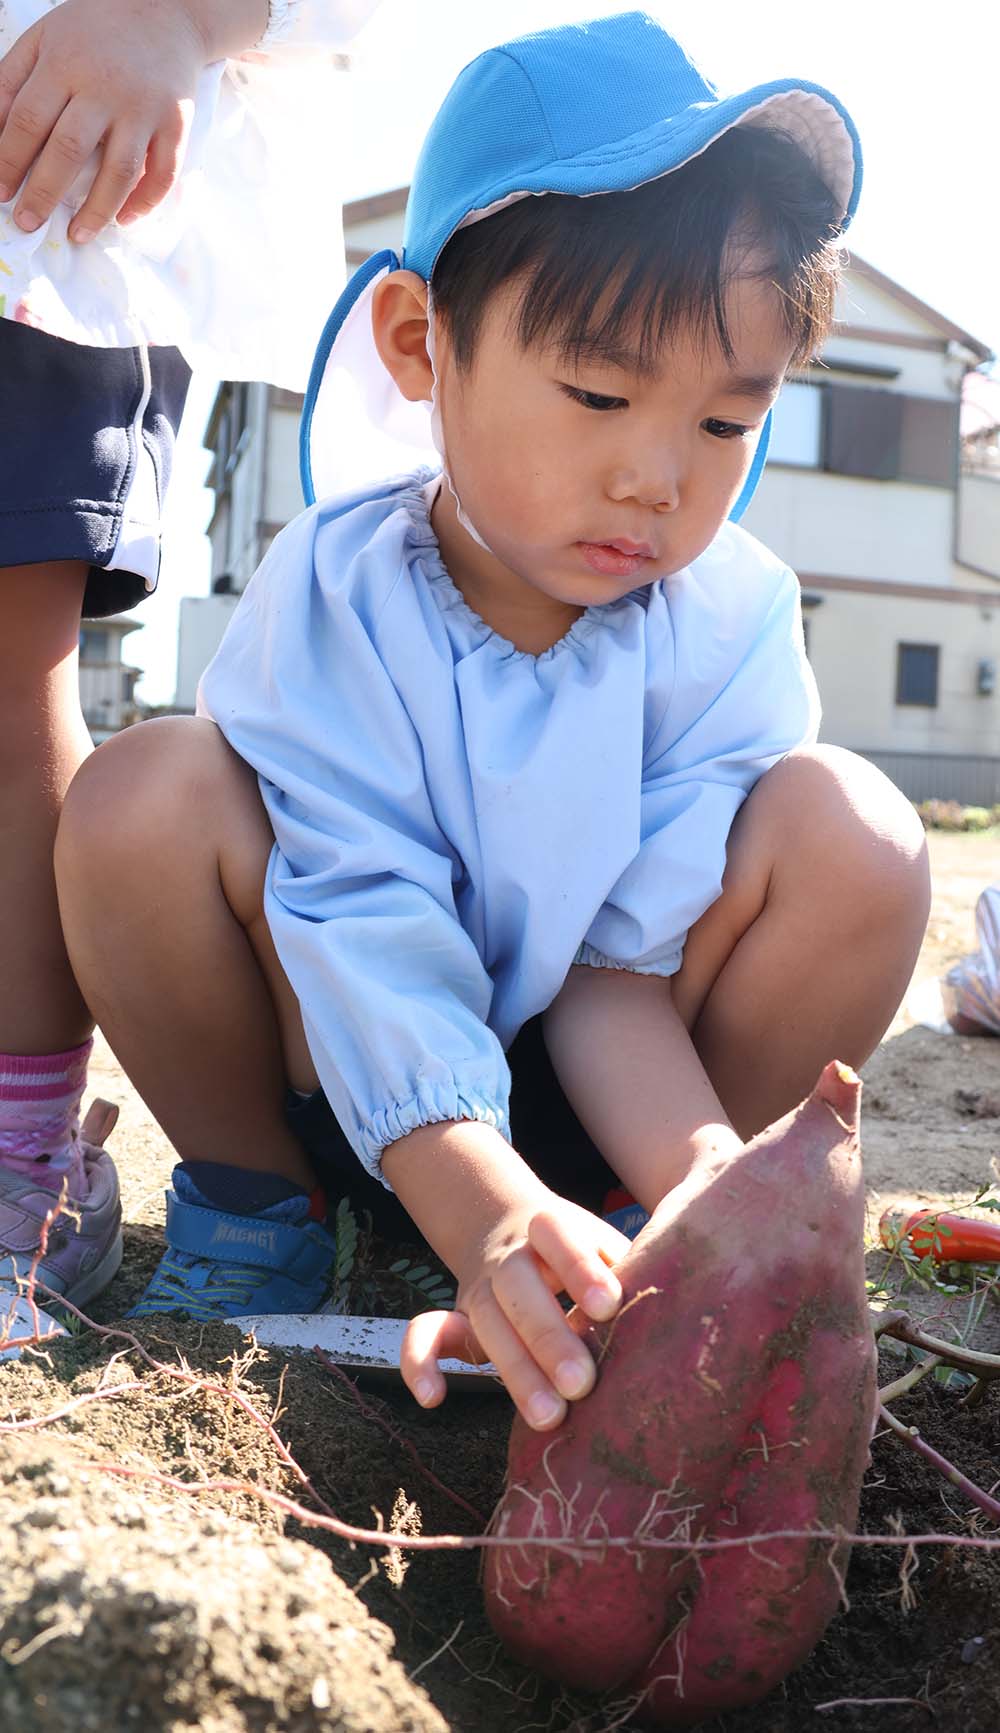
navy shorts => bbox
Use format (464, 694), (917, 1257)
(284, 1015), (618, 1235)
(0, 317), (191, 618)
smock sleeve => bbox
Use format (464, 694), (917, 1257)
(576, 558), (818, 979)
(198, 508), (511, 1182)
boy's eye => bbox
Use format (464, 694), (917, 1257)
(561, 384), (629, 413)
(704, 417), (752, 440)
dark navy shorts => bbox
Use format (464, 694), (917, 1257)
(0, 318), (191, 618)
(284, 1015), (618, 1235)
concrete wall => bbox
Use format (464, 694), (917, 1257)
(175, 593), (240, 713)
(264, 403), (306, 527)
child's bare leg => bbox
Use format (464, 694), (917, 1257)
(0, 561), (94, 1051)
(673, 745), (930, 1135)
(56, 716), (318, 1187)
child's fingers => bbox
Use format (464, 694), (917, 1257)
(114, 107), (189, 228)
(0, 70), (67, 208)
(11, 95), (111, 231)
(0, 23), (40, 141)
(400, 1307), (485, 1409)
(490, 1251), (598, 1408)
(462, 1288), (571, 1432)
(528, 1209), (628, 1321)
(63, 117), (152, 242)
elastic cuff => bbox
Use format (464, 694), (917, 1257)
(574, 942), (682, 978)
(360, 1087), (511, 1185)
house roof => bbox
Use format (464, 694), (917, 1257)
(841, 256), (992, 364)
(85, 614), (144, 636)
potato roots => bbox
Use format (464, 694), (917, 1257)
(484, 1062), (877, 1725)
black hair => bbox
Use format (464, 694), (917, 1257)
(429, 125), (843, 372)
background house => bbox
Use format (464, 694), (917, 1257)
(741, 258), (998, 801)
(180, 186), (1000, 801)
(79, 616), (144, 741)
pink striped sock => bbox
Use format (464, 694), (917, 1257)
(0, 1040), (93, 1193)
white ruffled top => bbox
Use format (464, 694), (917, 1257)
(198, 470), (819, 1180)
(0, 0), (381, 386)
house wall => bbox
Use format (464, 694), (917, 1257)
(806, 587), (999, 758)
(743, 475), (955, 588)
(957, 471), (1000, 580)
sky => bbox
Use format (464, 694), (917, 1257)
(134, 0), (1000, 703)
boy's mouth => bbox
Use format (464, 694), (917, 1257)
(576, 538), (655, 579)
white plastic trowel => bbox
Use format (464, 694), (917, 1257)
(228, 1310), (503, 1392)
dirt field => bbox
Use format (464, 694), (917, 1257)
(2, 830), (1000, 1733)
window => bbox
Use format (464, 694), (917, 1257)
(824, 387), (958, 485)
(768, 381), (823, 468)
(825, 385), (903, 480)
(896, 643), (939, 708)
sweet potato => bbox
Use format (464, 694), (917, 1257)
(483, 1062), (876, 1723)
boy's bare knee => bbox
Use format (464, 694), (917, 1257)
(57, 717), (250, 886)
(757, 745), (929, 917)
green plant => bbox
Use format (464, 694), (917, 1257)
(328, 1195), (455, 1316)
(386, 1258), (455, 1309)
(963, 805), (993, 831)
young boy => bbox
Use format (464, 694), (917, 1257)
(53, 14), (929, 1431)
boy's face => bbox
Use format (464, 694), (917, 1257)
(431, 267), (797, 627)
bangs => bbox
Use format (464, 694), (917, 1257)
(431, 127), (843, 371)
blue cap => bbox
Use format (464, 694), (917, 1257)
(302, 12), (862, 515)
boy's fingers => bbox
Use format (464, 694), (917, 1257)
(401, 1307), (487, 1408)
(114, 107), (189, 227)
(528, 1209), (627, 1321)
(463, 1291), (569, 1432)
(491, 1250), (597, 1404)
(0, 24), (40, 138)
(0, 72), (67, 208)
(66, 118), (151, 240)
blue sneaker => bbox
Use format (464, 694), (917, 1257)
(601, 1186), (650, 1242)
(129, 1188), (337, 1321)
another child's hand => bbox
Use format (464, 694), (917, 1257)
(399, 1199), (630, 1431)
(0, 0), (223, 240)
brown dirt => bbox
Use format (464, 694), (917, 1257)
(3, 830), (1000, 1733)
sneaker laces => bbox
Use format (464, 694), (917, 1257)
(130, 1249), (278, 1320)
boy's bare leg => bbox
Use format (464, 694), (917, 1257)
(56, 716), (318, 1186)
(0, 561), (94, 1052)
(673, 745), (930, 1133)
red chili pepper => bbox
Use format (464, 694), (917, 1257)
(878, 1205), (1000, 1264)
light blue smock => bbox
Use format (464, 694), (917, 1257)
(199, 470), (819, 1181)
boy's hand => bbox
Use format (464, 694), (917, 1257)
(0, 0), (262, 240)
(399, 1199), (630, 1431)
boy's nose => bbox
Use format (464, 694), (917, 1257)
(607, 465), (680, 513)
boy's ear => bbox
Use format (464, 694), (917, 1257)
(372, 270), (434, 403)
